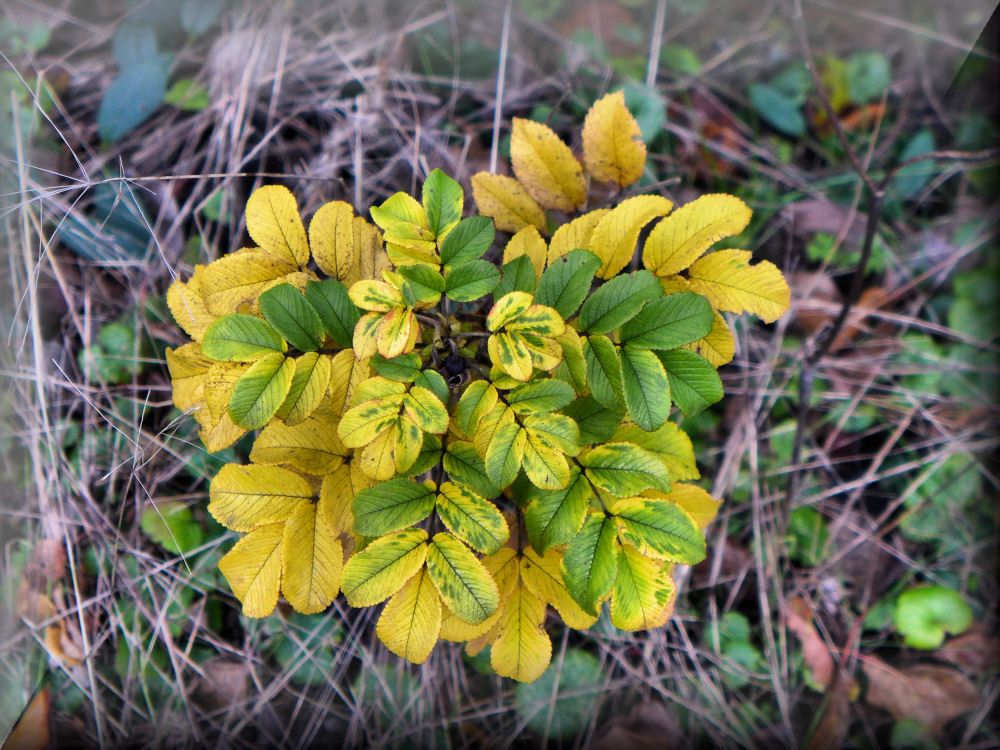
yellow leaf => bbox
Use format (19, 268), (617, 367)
(487, 291), (534, 330)
(643, 194), (752, 277)
(519, 548), (597, 629)
(522, 430), (570, 490)
(208, 463), (313, 532)
(200, 250), (296, 316)
(376, 308), (416, 359)
(360, 423), (398, 480)
(547, 209), (609, 265)
(510, 118), (586, 212)
(340, 528), (428, 607)
(167, 267), (215, 341)
(319, 463), (369, 537)
(474, 403), (515, 459)
(440, 546), (518, 642)
(250, 416), (348, 475)
(309, 200), (355, 280)
(195, 407), (246, 453)
(589, 195), (674, 279)
(275, 352), (332, 425)
(658, 274), (693, 295)
(581, 90), (646, 188)
(352, 312), (383, 361)
(352, 217), (389, 284)
(337, 398), (399, 448)
(490, 577), (552, 682)
(282, 502), (343, 614)
(369, 192), (428, 231)
(165, 343), (212, 411)
(471, 173), (547, 235)
(610, 543), (676, 631)
(219, 524), (284, 617)
(686, 249), (790, 323)
(204, 361), (250, 423)
(488, 332), (533, 381)
(503, 226), (547, 279)
(320, 349), (369, 418)
(682, 310), (734, 367)
(662, 483), (721, 529)
(245, 185), (309, 268)
(376, 567), (442, 664)
(394, 414), (424, 473)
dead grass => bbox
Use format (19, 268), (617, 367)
(2, 0), (997, 747)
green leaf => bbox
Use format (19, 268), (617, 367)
(353, 478), (436, 537)
(304, 279), (360, 349)
(846, 51), (890, 104)
(405, 434), (443, 477)
(164, 77), (210, 111)
(562, 397), (623, 444)
(439, 216), (494, 268)
(414, 368), (449, 404)
(436, 483), (509, 555)
(521, 429), (571, 490)
(259, 283), (325, 352)
(228, 353), (295, 429)
(202, 313), (286, 361)
(534, 249), (602, 318)
(402, 387), (449, 433)
(140, 501), (204, 555)
(747, 82), (806, 137)
(397, 264), (445, 304)
(561, 514), (618, 615)
(422, 168), (463, 237)
(507, 378), (576, 415)
(443, 441), (500, 500)
(485, 421), (526, 488)
(577, 270), (662, 334)
(98, 57), (171, 143)
(454, 380), (498, 436)
(523, 413), (580, 456)
(611, 421), (699, 481)
(445, 259), (501, 302)
(340, 528), (429, 607)
(580, 443), (671, 497)
(370, 352), (422, 382)
(425, 532), (500, 624)
(612, 497), (706, 564)
(892, 129), (937, 200)
(583, 335), (624, 409)
(619, 293), (714, 350)
(893, 586), (973, 649)
(619, 345), (671, 431)
(493, 255), (537, 298)
(524, 468), (592, 553)
(654, 349), (723, 416)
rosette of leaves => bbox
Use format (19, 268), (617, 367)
(164, 90), (790, 682)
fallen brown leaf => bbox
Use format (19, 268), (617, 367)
(784, 597), (835, 689)
(3, 687), (50, 750)
(806, 672), (852, 750)
(593, 701), (680, 750)
(863, 657), (980, 737)
(938, 628), (1000, 675)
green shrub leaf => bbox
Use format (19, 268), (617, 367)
(259, 283), (325, 352)
(655, 349), (723, 416)
(353, 478), (437, 537)
(619, 292), (714, 349)
(535, 249), (602, 318)
(304, 279), (360, 349)
(202, 313), (286, 361)
(229, 352), (295, 429)
(577, 270), (662, 334)
(445, 259), (502, 302)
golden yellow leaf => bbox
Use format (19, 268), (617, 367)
(167, 267), (215, 341)
(320, 349), (370, 418)
(376, 308), (417, 359)
(439, 547), (518, 642)
(547, 209), (609, 265)
(582, 90), (646, 188)
(589, 195), (674, 279)
(204, 361), (250, 423)
(510, 118), (586, 212)
(195, 406), (246, 453)
(208, 463), (313, 532)
(340, 528), (429, 607)
(610, 543), (676, 631)
(686, 249), (790, 323)
(352, 312), (383, 361)
(165, 343), (212, 411)
(662, 483), (720, 529)
(658, 274), (693, 295)
(360, 424), (397, 481)
(520, 548), (597, 629)
(200, 250), (296, 316)
(503, 226), (548, 279)
(471, 173), (547, 234)
(354, 217), (389, 280)
(309, 200), (355, 280)
(219, 524), (284, 617)
(376, 567), (442, 664)
(643, 194), (752, 277)
(682, 310), (734, 367)
(250, 416), (348, 475)
(369, 192), (428, 231)
(245, 185), (309, 268)
(318, 464), (363, 537)
(490, 577), (552, 682)
(281, 501), (343, 614)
